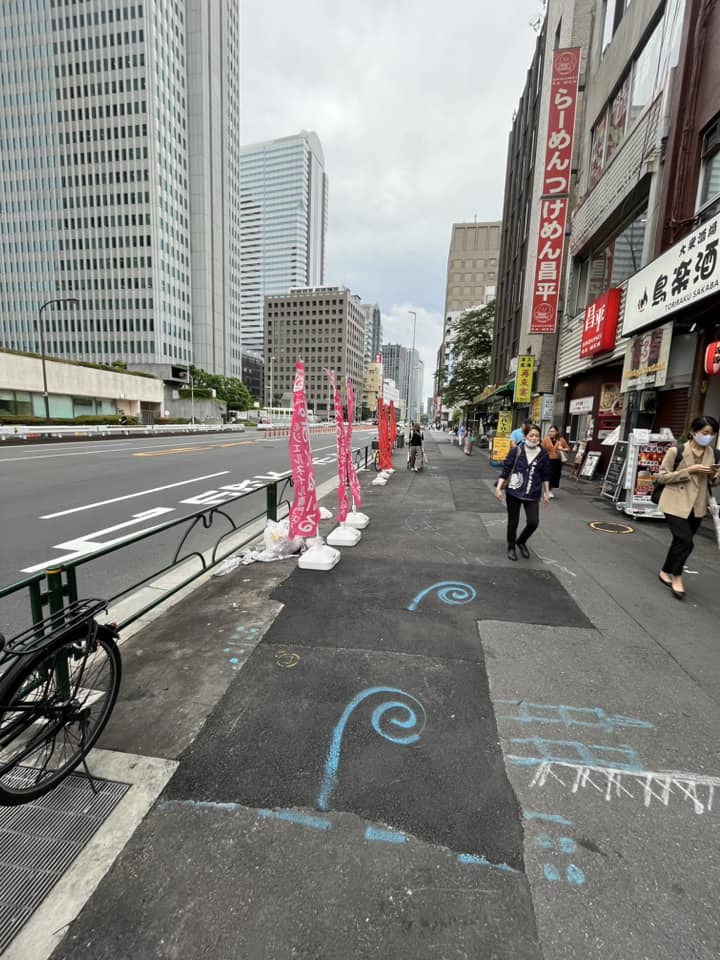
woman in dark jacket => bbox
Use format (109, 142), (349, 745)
(495, 425), (551, 560)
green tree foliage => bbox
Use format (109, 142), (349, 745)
(190, 366), (252, 410)
(441, 301), (494, 409)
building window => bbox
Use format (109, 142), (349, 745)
(697, 118), (720, 214)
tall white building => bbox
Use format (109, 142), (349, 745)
(0, 0), (240, 382)
(240, 131), (328, 356)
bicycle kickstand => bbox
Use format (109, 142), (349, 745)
(77, 722), (101, 795)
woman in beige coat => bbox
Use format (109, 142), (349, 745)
(657, 415), (720, 599)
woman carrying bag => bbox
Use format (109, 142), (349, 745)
(541, 425), (571, 498)
(495, 425), (551, 560)
(656, 416), (720, 600)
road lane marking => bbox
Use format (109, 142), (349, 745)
(0, 435), (257, 462)
(39, 471), (232, 519)
(134, 440), (254, 456)
(21, 508), (175, 573)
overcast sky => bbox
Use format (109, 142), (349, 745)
(240, 0), (545, 402)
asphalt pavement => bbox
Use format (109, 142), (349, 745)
(10, 432), (720, 960)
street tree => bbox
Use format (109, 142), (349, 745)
(441, 300), (494, 409)
(189, 366), (252, 410)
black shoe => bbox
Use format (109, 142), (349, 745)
(517, 542), (530, 559)
(507, 547), (517, 561)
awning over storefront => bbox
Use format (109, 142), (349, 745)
(472, 379), (515, 405)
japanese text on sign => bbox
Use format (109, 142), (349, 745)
(579, 288), (621, 358)
(623, 212), (720, 336)
(513, 355), (535, 406)
(529, 198), (568, 334)
(542, 48), (581, 196)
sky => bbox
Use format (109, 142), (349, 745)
(239, 0), (546, 402)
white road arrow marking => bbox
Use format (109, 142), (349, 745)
(21, 508), (175, 573)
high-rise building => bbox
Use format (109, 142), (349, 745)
(360, 303), (382, 365)
(0, 1), (241, 380)
(241, 131), (328, 357)
(264, 286), (365, 418)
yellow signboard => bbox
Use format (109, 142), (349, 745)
(491, 436), (511, 463)
(513, 355), (535, 405)
(496, 411), (512, 436)
(530, 395), (542, 424)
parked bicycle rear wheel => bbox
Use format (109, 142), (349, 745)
(0, 631), (121, 805)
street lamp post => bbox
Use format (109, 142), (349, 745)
(408, 310), (417, 423)
(268, 355), (276, 409)
(190, 374), (195, 425)
(37, 298), (79, 422)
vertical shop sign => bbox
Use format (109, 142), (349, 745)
(513, 355), (535, 405)
(542, 48), (581, 196)
(529, 198), (568, 334)
(529, 47), (581, 335)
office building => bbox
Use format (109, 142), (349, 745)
(240, 131), (328, 356)
(264, 286), (365, 417)
(0, 0), (241, 386)
(361, 303), (382, 365)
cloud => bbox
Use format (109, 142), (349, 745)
(240, 0), (545, 396)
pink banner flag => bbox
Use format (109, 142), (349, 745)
(288, 361), (320, 539)
(327, 370), (349, 523)
(345, 377), (361, 510)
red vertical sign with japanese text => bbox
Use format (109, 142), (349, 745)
(529, 47), (581, 335)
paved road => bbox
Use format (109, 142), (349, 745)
(0, 428), (373, 636)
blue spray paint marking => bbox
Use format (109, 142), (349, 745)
(257, 809), (331, 831)
(457, 854), (520, 876)
(509, 736), (643, 771)
(543, 863), (560, 881)
(364, 827), (406, 844)
(229, 658), (239, 665)
(559, 837), (576, 854)
(523, 811), (573, 825)
(407, 581), (477, 612)
(316, 687), (427, 812)
(566, 864), (585, 885)
(535, 834), (554, 849)
(497, 701), (654, 733)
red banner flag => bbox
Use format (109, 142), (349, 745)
(377, 398), (392, 470)
(327, 370), (349, 523)
(389, 402), (397, 448)
(345, 377), (362, 509)
(288, 361), (320, 539)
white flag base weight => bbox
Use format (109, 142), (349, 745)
(298, 537), (341, 571)
(327, 523), (361, 547)
(344, 510), (369, 529)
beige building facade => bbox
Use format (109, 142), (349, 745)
(264, 286), (366, 418)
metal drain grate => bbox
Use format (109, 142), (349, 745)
(0, 768), (129, 954)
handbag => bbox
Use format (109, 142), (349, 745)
(559, 450), (568, 463)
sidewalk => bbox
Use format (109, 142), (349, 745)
(14, 433), (720, 960)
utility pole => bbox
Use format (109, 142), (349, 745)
(37, 298), (79, 422)
(408, 311), (417, 422)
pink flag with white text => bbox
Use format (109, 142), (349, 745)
(288, 361), (320, 539)
(345, 377), (361, 509)
(327, 370), (349, 523)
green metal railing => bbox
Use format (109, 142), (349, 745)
(0, 443), (373, 635)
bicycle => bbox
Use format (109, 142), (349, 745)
(0, 599), (121, 806)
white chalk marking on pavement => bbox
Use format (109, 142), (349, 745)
(1, 750), (178, 960)
(39, 471), (231, 519)
(21, 508), (175, 573)
(537, 555), (577, 577)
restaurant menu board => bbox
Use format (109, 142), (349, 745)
(600, 441), (628, 501)
(579, 450), (602, 480)
(622, 438), (675, 517)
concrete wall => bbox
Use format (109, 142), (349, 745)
(0, 352), (164, 405)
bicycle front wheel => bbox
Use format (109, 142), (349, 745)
(0, 631), (121, 805)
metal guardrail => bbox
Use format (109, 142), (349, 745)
(0, 442), (373, 633)
(0, 423), (247, 440)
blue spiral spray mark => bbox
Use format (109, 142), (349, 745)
(407, 581), (477, 612)
(316, 687), (427, 812)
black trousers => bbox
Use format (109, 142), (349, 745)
(506, 494), (540, 547)
(549, 458), (562, 489)
(662, 511), (702, 576)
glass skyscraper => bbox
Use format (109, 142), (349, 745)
(0, 0), (241, 376)
(240, 131), (328, 356)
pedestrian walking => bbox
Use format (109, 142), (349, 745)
(495, 425), (551, 560)
(541, 425), (571, 498)
(656, 415), (720, 600)
(510, 419), (532, 448)
(457, 424), (466, 449)
(463, 429), (475, 456)
(408, 422), (425, 472)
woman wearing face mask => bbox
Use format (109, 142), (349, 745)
(495, 425), (551, 560)
(656, 415), (720, 600)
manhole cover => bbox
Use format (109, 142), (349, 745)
(588, 520), (634, 534)
(0, 769), (129, 953)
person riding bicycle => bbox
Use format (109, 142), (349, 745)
(408, 422), (424, 471)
